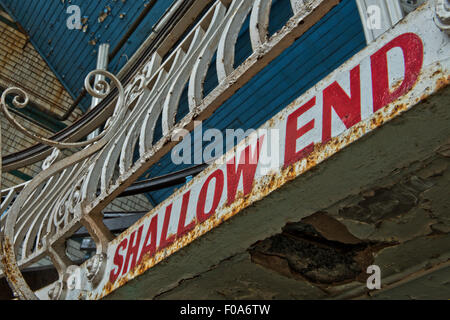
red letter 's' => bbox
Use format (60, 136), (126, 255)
(122, 226), (143, 274)
(109, 238), (128, 283)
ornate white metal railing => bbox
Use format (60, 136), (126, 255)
(0, 0), (347, 299)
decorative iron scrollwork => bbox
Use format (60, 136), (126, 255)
(434, 0), (450, 34)
(0, 0), (332, 299)
(0, 70), (126, 300)
(86, 253), (106, 286)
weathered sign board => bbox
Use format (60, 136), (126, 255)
(39, 4), (449, 300)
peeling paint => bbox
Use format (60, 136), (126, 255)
(83, 5), (450, 300)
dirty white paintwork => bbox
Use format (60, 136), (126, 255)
(67, 3), (449, 300)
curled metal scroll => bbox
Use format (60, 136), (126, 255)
(0, 71), (117, 149)
(434, 0), (450, 34)
(0, 0), (315, 299)
(0, 70), (126, 300)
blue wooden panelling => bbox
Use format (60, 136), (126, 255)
(1, 0), (366, 206)
(143, 0), (367, 205)
(0, 0), (176, 111)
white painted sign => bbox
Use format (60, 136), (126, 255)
(40, 4), (448, 300)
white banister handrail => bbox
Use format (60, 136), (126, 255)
(0, 0), (353, 299)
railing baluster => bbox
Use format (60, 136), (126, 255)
(249, 0), (272, 50)
(188, 1), (228, 110)
(0, 0), (344, 299)
(162, 27), (206, 134)
(217, 0), (254, 82)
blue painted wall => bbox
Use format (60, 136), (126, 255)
(143, 0), (367, 205)
(0, 0), (176, 111)
(0, 0), (366, 206)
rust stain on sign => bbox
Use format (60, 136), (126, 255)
(11, 3), (442, 300)
(88, 6), (450, 300)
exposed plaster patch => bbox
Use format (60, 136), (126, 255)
(249, 217), (389, 286)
